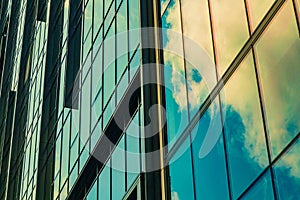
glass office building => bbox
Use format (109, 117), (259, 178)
(0, 0), (299, 199)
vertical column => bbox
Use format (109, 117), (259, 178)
(0, 0), (9, 37)
(6, 0), (37, 199)
(140, 0), (170, 199)
(64, 0), (82, 109)
(37, 0), (48, 22)
(0, 0), (22, 175)
(0, 23), (8, 103)
(35, 0), (64, 199)
(0, 91), (16, 199)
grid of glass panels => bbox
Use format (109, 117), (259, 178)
(19, 4), (50, 200)
(162, 0), (300, 199)
(83, 106), (144, 200)
(52, 0), (141, 199)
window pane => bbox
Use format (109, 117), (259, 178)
(92, 46), (103, 130)
(274, 139), (300, 200)
(105, 0), (112, 15)
(181, 0), (214, 60)
(210, 0), (249, 75)
(169, 139), (195, 200)
(116, 0), (128, 83)
(69, 162), (78, 189)
(128, 0), (140, 58)
(126, 112), (140, 188)
(222, 54), (268, 198)
(112, 136), (125, 200)
(61, 114), (70, 186)
(247, 0), (274, 30)
(191, 100), (229, 200)
(84, 0), (93, 39)
(81, 72), (91, 146)
(181, 0), (217, 118)
(79, 145), (90, 172)
(104, 1), (115, 35)
(255, 0), (300, 158)
(94, 0), (103, 40)
(99, 161), (111, 200)
(116, 70), (128, 104)
(103, 25), (115, 106)
(241, 170), (274, 200)
(162, 0), (189, 148)
(87, 179), (98, 200)
(54, 132), (62, 178)
(70, 132), (79, 170)
(129, 48), (140, 81)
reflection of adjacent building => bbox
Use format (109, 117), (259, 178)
(0, 0), (299, 200)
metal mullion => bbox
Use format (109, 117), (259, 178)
(126, 0), (130, 82)
(25, 137), (33, 196)
(138, 104), (142, 178)
(115, 0), (117, 107)
(124, 127), (128, 191)
(91, 0), (94, 60)
(101, 0), (105, 152)
(89, 38), (93, 152)
(110, 155), (112, 200)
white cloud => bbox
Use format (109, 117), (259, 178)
(172, 191), (180, 200)
(164, 0), (300, 181)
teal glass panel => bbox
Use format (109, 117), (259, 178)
(116, 0), (128, 83)
(112, 136), (126, 200)
(92, 46), (103, 131)
(80, 71), (91, 147)
(126, 112), (140, 188)
(99, 161), (111, 200)
(103, 23), (115, 107)
(94, 0), (103, 40)
(169, 139), (195, 200)
(191, 100), (229, 200)
(61, 114), (70, 187)
(241, 170), (274, 200)
(69, 162), (78, 190)
(87, 179), (98, 200)
(128, 0), (139, 59)
(274, 139), (300, 200)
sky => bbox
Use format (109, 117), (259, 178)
(162, 0), (300, 199)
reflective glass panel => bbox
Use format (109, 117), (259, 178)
(169, 139), (195, 200)
(241, 170), (274, 200)
(255, 0), (300, 158)
(247, 0), (274, 30)
(210, 0), (249, 75)
(191, 99), (229, 200)
(222, 53), (268, 198)
(162, 0), (189, 148)
(274, 139), (300, 200)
